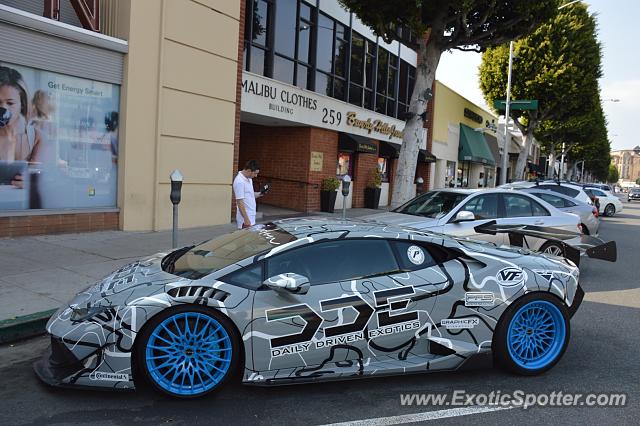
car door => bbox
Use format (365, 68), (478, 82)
(250, 238), (423, 378)
(441, 193), (504, 245)
(499, 193), (555, 249)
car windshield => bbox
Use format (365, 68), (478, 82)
(393, 191), (468, 219)
(167, 224), (296, 279)
(631, 189), (640, 194)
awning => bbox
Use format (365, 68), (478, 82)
(418, 149), (436, 163)
(339, 133), (378, 154)
(378, 141), (400, 158)
(458, 123), (496, 166)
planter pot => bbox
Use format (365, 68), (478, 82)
(364, 187), (382, 209)
(320, 190), (338, 213)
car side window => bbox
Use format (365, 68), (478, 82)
(563, 198), (577, 207)
(535, 192), (564, 208)
(458, 194), (498, 219)
(592, 189), (606, 197)
(538, 184), (579, 198)
(266, 239), (399, 285)
(390, 241), (437, 271)
(221, 263), (263, 290)
(504, 194), (549, 217)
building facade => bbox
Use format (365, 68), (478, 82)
(239, 0), (432, 211)
(429, 81), (497, 189)
(611, 146), (640, 187)
(0, 0), (242, 236)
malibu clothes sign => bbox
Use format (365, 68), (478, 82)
(241, 72), (405, 143)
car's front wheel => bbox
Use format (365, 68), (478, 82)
(493, 293), (570, 375)
(136, 305), (239, 398)
(604, 203), (616, 217)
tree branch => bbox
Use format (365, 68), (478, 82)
(452, 45), (483, 52)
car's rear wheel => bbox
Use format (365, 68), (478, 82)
(539, 241), (565, 257)
(493, 293), (570, 375)
(604, 203), (615, 217)
(136, 305), (239, 398)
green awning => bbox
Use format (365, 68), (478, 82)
(458, 123), (496, 166)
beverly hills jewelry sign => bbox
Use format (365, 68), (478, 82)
(241, 72), (405, 143)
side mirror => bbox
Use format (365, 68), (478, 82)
(264, 273), (310, 295)
(452, 210), (475, 223)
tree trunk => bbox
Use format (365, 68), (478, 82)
(390, 34), (441, 209)
(514, 127), (534, 181)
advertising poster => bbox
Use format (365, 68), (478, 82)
(0, 62), (120, 211)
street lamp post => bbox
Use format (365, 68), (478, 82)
(500, 41), (514, 186)
(169, 170), (183, 248)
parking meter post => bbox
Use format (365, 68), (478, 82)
(169, 170), (183, 249)
(341, 175), (351, 220)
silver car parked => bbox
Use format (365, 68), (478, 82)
(519, 188), (600, 236)
(365, 189), (581, 256)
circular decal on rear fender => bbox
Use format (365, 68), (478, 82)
(407, 245), (425, 265)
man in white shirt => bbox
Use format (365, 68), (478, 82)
(233, 160), (262, 229)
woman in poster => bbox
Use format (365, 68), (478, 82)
(0, 66), (43, 185)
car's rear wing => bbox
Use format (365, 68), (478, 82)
(473, 221), (617, 265)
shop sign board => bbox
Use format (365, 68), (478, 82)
(241, 72), (405, 144)
(310, 151), (323, 172)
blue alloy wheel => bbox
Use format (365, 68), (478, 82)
(144, 312), (233, 396)
(506, 300), (566, 370)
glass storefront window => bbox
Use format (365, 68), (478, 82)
(0, 62), (120, 211)
(377, 157), (389, 181)
(297, 21), (311, 63)
(333, 78), (346, 101)
(446, 161), (457, 187)
(350, 33), (364, 85)
(296, 64), (309, 89)
(377, 49), (388, 96)
(250, 47), (266, 75)
(337, 152), (352, 177)
(334, 39), (348, 78)
(274, 0), (296, 57)
(273, 55), (294, 85)
(316, 72), (331, 97)
(253, 0), (270, 46)
(349, 84), (363, 106)
(316, 13), (334, 73)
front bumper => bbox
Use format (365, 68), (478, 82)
(33, 337), (86, 387)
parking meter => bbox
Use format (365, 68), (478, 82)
(341, 175), (351, 219)
(170, 170), (183, 248)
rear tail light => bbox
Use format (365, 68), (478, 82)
(592, 207), (599, 218)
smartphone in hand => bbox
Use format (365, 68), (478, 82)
(260, 183), (270, 194)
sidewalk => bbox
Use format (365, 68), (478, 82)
(0, 207), (380, 342)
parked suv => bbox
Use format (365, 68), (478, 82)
(500, 181), (594, 205)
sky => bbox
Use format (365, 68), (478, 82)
(435, 0), (639, 151)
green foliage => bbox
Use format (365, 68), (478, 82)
(321, 177), (341, 191)
(367, 168), (383, 189)
(607, 164), (619, 184)
(338, 0), (559, 51)
(479, 3), (606, 178)
(480, 3), (602, 125)
(636, 178), (640, 185)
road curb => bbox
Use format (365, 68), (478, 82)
(0, 309), (56, 344)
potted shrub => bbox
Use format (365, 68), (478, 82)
(364, 168), (383, 209)
(320, 177), (340, 213)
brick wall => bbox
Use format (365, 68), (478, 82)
(0, 212), (119, 238)
(352, 144), (379, 208)
(238, 124), (340, 212)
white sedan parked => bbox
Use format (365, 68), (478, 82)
(583, 187), (623, 217)
(365, 188), (581, 256)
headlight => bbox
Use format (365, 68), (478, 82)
(69, 305), (111, 322)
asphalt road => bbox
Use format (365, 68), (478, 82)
(1, 198), (638, 426)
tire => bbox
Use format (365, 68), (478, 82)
(539, 241), (565, 257)
(493, 293), (570, 375)
(604, 204), (615, 217)
(135, 305), (240, 398)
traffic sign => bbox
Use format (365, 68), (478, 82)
(493, 99), (538, 111)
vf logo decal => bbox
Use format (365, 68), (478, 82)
(496, 267), (526, 287)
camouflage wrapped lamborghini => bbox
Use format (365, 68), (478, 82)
(34, 218), (612, 398)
